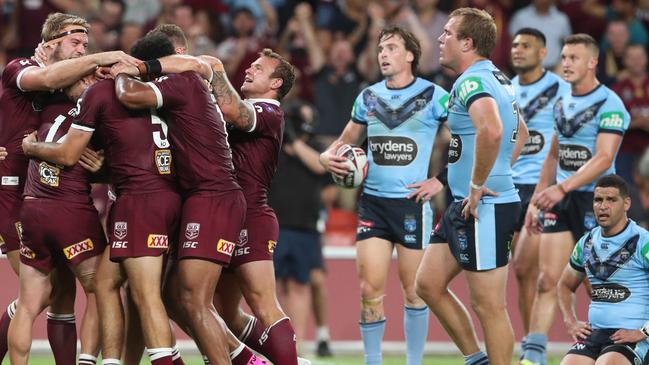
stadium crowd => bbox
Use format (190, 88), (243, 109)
(2, 0), (649, 365)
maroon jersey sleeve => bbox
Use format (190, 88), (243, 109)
(70, 84), (104, 133)
(1, 58), (39, 92)
(247, 99), (284, 140)
(147, 72), (197, 110)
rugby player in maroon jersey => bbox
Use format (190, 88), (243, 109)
(9, 76), (107, 365)
(22, 34), (183, 365)
(112, 32), (278, 365)
(0, 12), (137, 364)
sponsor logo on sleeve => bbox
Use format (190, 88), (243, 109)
(439, 94), (450, 114)
(558, 144), (592, 171)
(571, 243), (583, 266)
(155, 149), (172, 175)
(598, 111), (625, 131)
(147, 234), (169, 249)
(39, 161), (61, 187)
(457, 76), (484, 105)
(641, 242), (649, 263)
(368, 136), (417, 166)
(267, 240), (277, 253)
(114, 222), (127, 240)
(216, 239), (235, 256)
(19, 244), (36, 259)
(63, 239), (94, 260)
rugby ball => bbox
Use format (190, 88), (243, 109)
(332, 144), (368, 188)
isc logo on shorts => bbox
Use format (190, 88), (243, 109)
(216, 239), (235, 256)
(147, 234), (169, 249)
(155, 149), (172, 175)
(268, 240), (277, 253)
(19, 244), (35, 259)
(64, 239), (94, 259)
(39, 161), (60, 187)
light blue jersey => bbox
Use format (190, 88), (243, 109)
(351, 78), (449, 198)
(554, 85), (630, 192)
(570, 220), (649, 329)
(447, 60), (520, 203)
(512, 71), (569, 184)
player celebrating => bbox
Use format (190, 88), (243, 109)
(0, 12), (137, 364)
(22, 33), (183, 365)
(558, 175), (649, 365)
(509, 27), (569, 339)
(415, 8), (528, 365)
(521, 34), (630, 365)
(319, 26), (449, 365)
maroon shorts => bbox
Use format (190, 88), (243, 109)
(228, 211), (279, 269)
(19, 199), (107, 273)
(109, 191), (182, 261)
(0, 190), (23, 254)
(178, 191), (246, 265)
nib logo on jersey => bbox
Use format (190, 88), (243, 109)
(369, 136), (417, 166)
(39, 161), (61, 187)
(183, 223), (200, 249)
(559, 144), (592, 171)
(147, 234), (168, 249)
(521, 131), (544, 155)
(64, 239), (94, 260)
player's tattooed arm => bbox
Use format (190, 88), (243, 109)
(22, 128), (92, 167)
(210, 67), (256, 132)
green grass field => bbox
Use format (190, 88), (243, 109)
(3, 355), (564, 364)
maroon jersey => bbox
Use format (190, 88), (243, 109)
(23, 94), (93, 203)
(611, 78), (649, 155)
(148, 72), (240, 194)
(228, 99), (284, 211)
(73, 79), (176, 195)
(0, 58), (44, 192)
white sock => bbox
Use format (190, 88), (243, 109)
(229, 343), (245, 360)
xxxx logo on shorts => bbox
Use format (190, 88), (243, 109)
(19, 244), (35, 259)
(216, 238), (235, 256)
(114, 222), (127, 240)
(147, 234), (169, 249)
(185, 223), (200, 240)
(64, 239), (94, 260)
(267, 240), (277, 253)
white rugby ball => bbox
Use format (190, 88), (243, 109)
(332, 144), (368, 188)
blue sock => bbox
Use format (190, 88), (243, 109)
(360, 320), (385, 365)
(521, 333), (547, 365)
(404, 306), (429, 365)
(464, 351), (489, 365)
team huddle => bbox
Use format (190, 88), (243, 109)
(0, 5), (646, 365)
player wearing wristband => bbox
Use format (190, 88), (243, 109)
(415, 8), (528, 365)
(318, 26), (449, 365)
(558, 175), (649, 365)
(520, 34), (631, 365)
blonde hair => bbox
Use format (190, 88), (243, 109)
(449, 7), (497, 58)
(563, 33), (600, 57)
(41, 13), (90, 42)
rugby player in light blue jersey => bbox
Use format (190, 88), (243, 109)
(509, 27), (570, 342)
(558, 175), (649, 365)
(415, 8), (528, 365)
(521, 34), (631, 365)
(319, 26), (449, 365)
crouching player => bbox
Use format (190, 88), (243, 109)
(558, 174), (649, 365)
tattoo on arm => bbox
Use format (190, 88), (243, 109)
(211, 71), (254, 130)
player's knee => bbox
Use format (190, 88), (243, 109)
(536, 270), (560, 294)
(512, 255), (530, 282)
(77, 271), (97, 294)
(414, 276), (442, 303)
(469, 295), (506, 319)
(359, 279), (384, 300)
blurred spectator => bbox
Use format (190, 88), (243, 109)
(637, 0), (649, 29)
(142, 0), (181, 33)
(597, 20), (629, 85)
(122, 0), (159, 26)
(222, 0), (278, 35)
(118, 22), (142, 52)
(88, 0), (125, 51)
(216, 6), (275, 96)
(583, 0), (649, 48)
(558, 0), (607, 40)
(633, 147), (649, 227)
(412, 0), (448, 75)
(171, 4), (218, 55)
(509, 0), (572, 68)
(314, 0), (370, 54)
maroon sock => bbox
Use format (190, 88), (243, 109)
(148, 348), (174, 365)
(151, 355), (173, 365)
(231, 345), (266, 365)
(240, 316), (265, 354)
(47, 312), (77, 365)
(256, 317), (298, 365)
(171, 346), (185, 365)
(0, 300), (16, 361)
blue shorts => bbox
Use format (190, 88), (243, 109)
(430, 200), (521, 271)
(514, 184), (535, 231)
(356, 193), (434, 250)
(542, 191), (595, 241)
(274, 228), (323, 284)
(566, 328), (645, 364)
